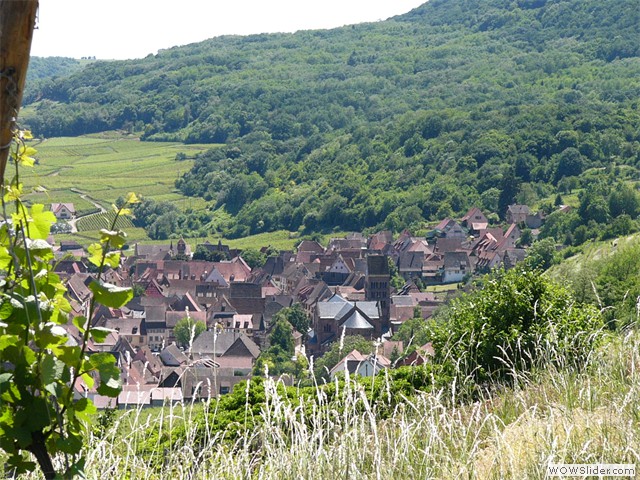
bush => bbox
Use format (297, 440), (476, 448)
(427, 266), (603, 387)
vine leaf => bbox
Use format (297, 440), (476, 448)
(29, 204), (56, 240)
(41, 356), (64, 396)
(90, 326), (116, 343)
(87, 243), (103, 268)
(88, 281), (133, 308)
(90, 353), (121, 396)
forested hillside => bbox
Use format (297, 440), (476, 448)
(23, 0), (640, 239)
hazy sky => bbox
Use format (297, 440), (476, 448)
(31, 1), (426, 60)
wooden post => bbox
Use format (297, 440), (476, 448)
(0, 0), (39, 185)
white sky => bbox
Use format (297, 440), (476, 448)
(31, 1), (426, 60)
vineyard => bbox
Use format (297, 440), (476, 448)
(22, 133), (210, 211)
(76, 211), (135, 232)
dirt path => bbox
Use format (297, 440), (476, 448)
(68, 189), (107, 233)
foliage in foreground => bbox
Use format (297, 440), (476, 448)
(0, 132), (136, 478)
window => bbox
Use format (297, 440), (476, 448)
(220, 386), (230, 395)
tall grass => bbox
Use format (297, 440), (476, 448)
(12, 330), (640, 479)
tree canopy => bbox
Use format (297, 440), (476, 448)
(174, 317), (206, 348)
(22, 0), (640, 240)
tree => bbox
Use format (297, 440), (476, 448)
(192, 244), (229, 262)
(553, 148), (584, 184)
(174, 317), (206, 348)
(517, 228), (534, 247)
(524, 238), (558, 270)
(269, 318), (295, 355)
(498, 168), (521, 219)
(608, 183), (639, 218)
(240, 248), (267, 270)
(273, 303), (310, 334)
(253, 318), (298, 377)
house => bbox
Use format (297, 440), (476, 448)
(50, 203), (76, 220)
(460, 207), (489, 234)
(133, 243), (173, 261)
(320, 254), (354, 286)
(103, 317), (147, 348)
(329, 349), (391, 380)
(190, 331), (260, 361)
(503, 206), (544, 229)
(145, 304), (169, 351)
(432, 218), (467, 239)
(296, 240), (325, 264)
(506, 205), (531, 225)
(159, 343), (188, 367)
(367, 231), (393, 255)
(398, 343), (435, 367)
(442, 251), (471, 284)
(495, 224), (521, 252)
(398, 251), (424, 280)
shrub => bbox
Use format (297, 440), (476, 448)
(427, 266), (604, 388)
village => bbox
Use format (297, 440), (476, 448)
(49, 202), (554, 409)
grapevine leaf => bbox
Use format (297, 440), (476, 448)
(81, 372), (95, 390)
(74, 397), (97, 423)
(0, 372), (12, 385)
(90, 353), (121, 397)
(29, 204), (56, 240)
(4, 183), (23, 202)
(0, 246), (11, 270)
(90, 326), (116, 343)
(52, 345), (82, 367)
(25, 238), (53, 260)
(87, 243), (103, 267)
(99, 229), (127, 249)
(72, 316), (87, 335)
(41, 356), (64, 395)
(89, 281), (133, 308)
(16, 145), (37, 167)
(125, 192), (140, 204)
(0, 335), (20, 350)
(0, 300), (14, 320)
(103, 251), (121, 269)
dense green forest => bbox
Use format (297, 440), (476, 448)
(23, 0), (640, 239)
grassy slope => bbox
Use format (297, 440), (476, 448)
(547, 231), (640, 280)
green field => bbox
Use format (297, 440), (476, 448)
(22, 134), (210, 211)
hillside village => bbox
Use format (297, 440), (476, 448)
(48, 202), (560, 409)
